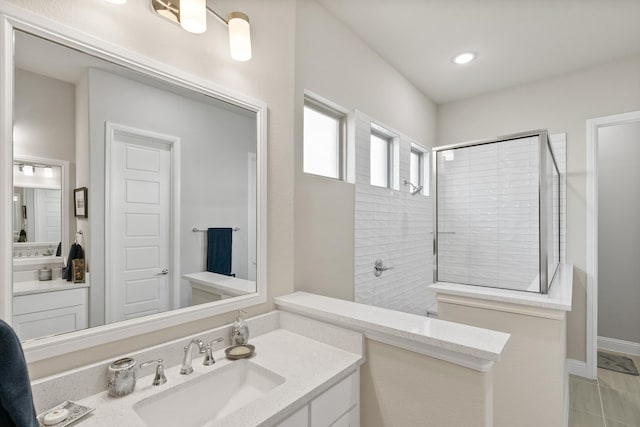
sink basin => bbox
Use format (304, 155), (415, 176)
(133, 360), (285, 427)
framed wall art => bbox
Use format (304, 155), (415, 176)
(74, 187), (88, 218)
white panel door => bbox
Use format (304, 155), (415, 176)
(109, 129), (172, 322)
(34, 188), (61, 242)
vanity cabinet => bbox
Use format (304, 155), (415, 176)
(13, 287), (88, 340)
(277, 406), (308, 427)
(277, 371), (360, 427)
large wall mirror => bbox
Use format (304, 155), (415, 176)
(0, 13), (267, 360)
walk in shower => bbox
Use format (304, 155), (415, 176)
(432, 130), (560, 294)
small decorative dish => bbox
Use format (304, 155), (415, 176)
(37, 400), (94, 426)
(225, 344), (256, 360)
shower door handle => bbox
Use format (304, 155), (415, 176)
(374, 259), (393, 277)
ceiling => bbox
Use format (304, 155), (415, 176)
(315, 0), (640, 104)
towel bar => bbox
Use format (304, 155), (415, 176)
(192, 227), (240, 232)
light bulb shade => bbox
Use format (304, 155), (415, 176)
(228, 12), (252, 61)
(22, 165), (33, 176)
(44, 167), (53, 178)
(180, 0), (207, 34)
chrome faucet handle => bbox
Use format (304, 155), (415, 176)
(203, 337), (225, 366)
(139, 359), (167, 386)
(180, 339), (206, 375)
(374, 259), (394, 277)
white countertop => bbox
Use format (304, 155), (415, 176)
(13, 255), (64, 267)
(183, 272), (256, 297)
(275, 292), (510, 372)
(429, 263), (573, 311)
(71, 328), (362, 427)
(13, 278), (89, 296)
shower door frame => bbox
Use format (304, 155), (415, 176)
(431, 129), (560, 295)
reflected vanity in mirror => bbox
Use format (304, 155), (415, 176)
(1, 14), (266, 357)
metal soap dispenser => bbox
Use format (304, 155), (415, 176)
(230, 310), (249, 345)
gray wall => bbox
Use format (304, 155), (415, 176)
(14, 68), (75, 255)
(14, 69), (76, 162)
(86, 68), (256, 326)
(597, 120), (640, 344)
(437, 54), (640, 362)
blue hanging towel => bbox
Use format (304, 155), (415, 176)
(0, 320), (39, 427)
(207, 228), (232, 276)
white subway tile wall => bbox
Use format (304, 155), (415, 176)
(354, 111), (434, 315)
(353, 115), (566, 313)
(436, 137), (540, 291)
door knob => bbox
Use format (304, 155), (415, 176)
(160, 268), (169, 275)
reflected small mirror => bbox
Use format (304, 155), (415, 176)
(11, 29), (260, 342)
(13, 163), (62, 245)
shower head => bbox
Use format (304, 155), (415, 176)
(403, 180), (423, 196)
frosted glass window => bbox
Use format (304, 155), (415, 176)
(370, 133), (390, 187)
(303, 104), (342, 179)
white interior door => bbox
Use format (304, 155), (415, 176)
(108, 127), (172, 322)
(34, 188), (61, 242)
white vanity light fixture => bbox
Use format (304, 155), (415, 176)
(150, 1), (252, 61)
(43, 166), (53, 178)
(452, 52), (476, 65)
(20, 164), (33, 176)
(228, 12), (252, 61)
(180, 0), (207, 34)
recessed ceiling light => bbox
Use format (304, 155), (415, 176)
(453, 52), (476, 65)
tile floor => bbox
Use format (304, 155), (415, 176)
(569, 351), (640, 427)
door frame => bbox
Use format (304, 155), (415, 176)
(104, 122), (181, 324)
(586, 110), (640, 379)
(247, 152), (256, 281)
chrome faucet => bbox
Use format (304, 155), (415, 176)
(180, 339), (206, 375)
(139, 359), (167, 386)
(203, 337), (225, 366)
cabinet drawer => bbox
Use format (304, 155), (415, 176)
(13, 288), (87, 315)
(311, 371), (359, 427)
(277, 405), (309, 427)
(331, 405), (358, 427)
(13, 305), (87, 340)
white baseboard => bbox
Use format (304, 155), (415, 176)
(566, 358), (590, 378)
(598, 336), (640, 356)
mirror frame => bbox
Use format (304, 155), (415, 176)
(0, 6), (268, 363)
